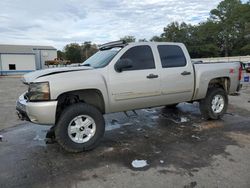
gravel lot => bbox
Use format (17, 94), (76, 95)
(0, 76), (250, 188)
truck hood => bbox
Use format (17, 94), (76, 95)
(22, 66), (92, 84)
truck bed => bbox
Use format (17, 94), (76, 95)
(192, 61), (241, 100)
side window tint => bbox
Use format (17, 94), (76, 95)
(119, 45), (155, 71)
(158, 45), (186, 68)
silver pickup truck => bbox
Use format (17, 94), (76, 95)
(16, 41), (242, 152)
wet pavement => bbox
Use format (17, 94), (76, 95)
(1, 102), (250, 188)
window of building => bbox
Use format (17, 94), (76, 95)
(9, 64), (16, 70)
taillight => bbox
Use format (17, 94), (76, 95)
(239, 66), (242, 81)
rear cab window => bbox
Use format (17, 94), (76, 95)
(157, 45), (186, 68)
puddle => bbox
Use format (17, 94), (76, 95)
(160, 115), (190, 124)
(105, 120), (133, 131)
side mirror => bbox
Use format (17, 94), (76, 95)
(115, 58), (133, 72)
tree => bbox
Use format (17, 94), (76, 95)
(63, 42), (98, 64)
(64, 43), (82, 63)
(120, 35), (136, 43)
(150, 36), (164, 42)
(81, 42), (98, 61)
(210, 0), (243, 56)
(57, 50), (65, 60)
(138, 38), (148, 42)
(149, 0), (250, 58)
(189, 21), (220, 58)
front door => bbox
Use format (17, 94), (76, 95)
(108, 45), (161, 112)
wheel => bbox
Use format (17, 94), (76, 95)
(199, 87), (228, 120)
(55, 103), (105, 153)
(166, 103), (178, 108)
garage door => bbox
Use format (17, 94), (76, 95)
(1, 54), (36, 74)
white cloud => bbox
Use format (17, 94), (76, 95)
(0, 0), (223, 49)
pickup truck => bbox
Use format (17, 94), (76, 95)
(16, 41), (242, 152)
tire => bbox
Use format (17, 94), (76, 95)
(199, 87), (228, 120)
(55, 103), (105, 153)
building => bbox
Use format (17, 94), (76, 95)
(0, 44), (57, 75)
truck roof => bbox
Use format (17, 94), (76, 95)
(99, 40), (185, 50)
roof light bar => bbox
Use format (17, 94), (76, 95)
(99, 40), (127, 50)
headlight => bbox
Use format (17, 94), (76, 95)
(28, 82), (50, 101)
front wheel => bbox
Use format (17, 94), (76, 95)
(55, 103), (105, 153)
(199, 88), (228, 120)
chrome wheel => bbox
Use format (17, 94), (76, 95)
(211, 94), (224, 113)
(68, 115), (96, 144)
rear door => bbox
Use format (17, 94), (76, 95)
(157, 44), (194, 103)
(108, 44), (161, 112)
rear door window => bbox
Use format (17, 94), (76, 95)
(157, 45), (186, 68)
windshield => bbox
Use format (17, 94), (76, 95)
(81, 48), (120, 68)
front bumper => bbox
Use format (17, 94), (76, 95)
(16, 93), (58, 125)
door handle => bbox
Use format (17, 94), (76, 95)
(147, 74), (158, 79)
(181, 71), (191, 76)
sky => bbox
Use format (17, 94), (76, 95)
(0, 0), (245, 50)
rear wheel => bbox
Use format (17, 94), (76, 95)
(55, 103), (105, 153)
(199, 87), (228, 120)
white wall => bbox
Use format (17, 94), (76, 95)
(1, 54), (36, 71)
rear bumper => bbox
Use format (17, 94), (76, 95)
(16, 93), (58, 125)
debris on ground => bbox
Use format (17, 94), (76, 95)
(106, 122), (122, 131)
(111, 119), (118, 125)
(142, 109), (156, 113)
(137, 128), (142, 131)
(131, 160), (148, 168)
(104, 147), (114, 152)
(184, 181), (197, 188)
(151, 115), (159, 119)
(33, 135), (44, 141)
(191, 135), (200, 140)
(180, 117), (189, 123)
(160, 114), (189, 124)
(160, 160), (164, 164)
(144, 134), (149, 139)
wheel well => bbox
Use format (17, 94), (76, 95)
(208, 77), (230, 93)
(55, 89), (105, 123)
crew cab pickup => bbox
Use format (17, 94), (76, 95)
(16, 41), (242, 152)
